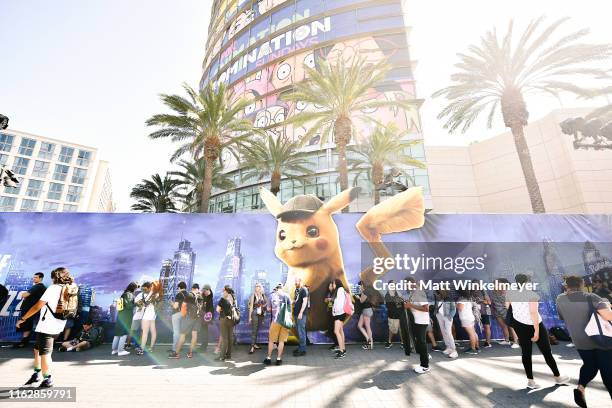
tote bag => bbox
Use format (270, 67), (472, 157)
(585, 300), (612, 348)
(276, 301), (294, 329)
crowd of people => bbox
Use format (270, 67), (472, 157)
(9, 267), (612, 408)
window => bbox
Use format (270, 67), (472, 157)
(43, 201), (59, 212)
(18, 138), (36, 156)
(12, 157), (30, 175)
(4, 180), (21, 195)
(39, 142), (55, 160)
(0, 154), (7, 165)
(76, 150), (91, 167)
(0, 196), (16, 211)
(66, 185), (82, 202)
(53, 164), (69, 181)
(62, 204), (78, 212)
(32, 161), (50, 178)
(47, 183), (64, 200)
(26, 179), (44, 198)
(0, 133), (14, 152)
(71, 168), (87, 184)
(58, 146), (74, 163)
(20, 199), (38, 212)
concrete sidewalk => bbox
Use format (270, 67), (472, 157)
(0, 342), (609, 407)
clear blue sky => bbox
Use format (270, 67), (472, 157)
(1, 1), (610, 210)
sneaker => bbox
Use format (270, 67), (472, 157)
(384, 342), (392, 349)
(511, 343), (520, 349)
(38, 376), (53, 388)
(24, 372), (40, 385)
(168, 352), (180, 359)
(497, 340), (511, 346)
(483, 342), (492, 348)
(263, 357), (272, 365)
(124, 343), (133, 349)
(214, 356), (225, 362)
(573, 388), (587, 408)
(275, 359), (283, 366)
(135, 348), (144, 355)
(448, 351), (458, 359)
(187, 352), (193, 359)
(566, 342), (575, 348)
(554, 375), (570, 385)
(465, 348), (479, 355)
(432, 345), (444, 352)
(334, 350), (346, 359)
(111, 350), (118, 355)
(428, 354), (432, 360)
(527, 379), (541, 389)
(118, 350), (130, 356)
(442, 348), (451, 355)
(328, 345), (337, 350)
(414, 366), (430, 374)
(58, 346), (67, 352)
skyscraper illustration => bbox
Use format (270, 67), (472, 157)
(0, 256), (30, 340)
(251, 269), (270, 295)
(215, 237), (245, 306)
(159, 239), (196, 307)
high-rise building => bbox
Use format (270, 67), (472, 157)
(251, 269), (270, 294)
(0, 129), (115, 212)
(200, 0), (431, 213)
(0, 257), (30, 340)
(159, 239), (197, 306)
(215, 237), (245, 305)
(279, 262), (288, 286)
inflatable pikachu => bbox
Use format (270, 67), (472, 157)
(259, 186), (425, 331)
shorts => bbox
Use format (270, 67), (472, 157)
(69, 339), (92, 349)
(33, 332), (55, 356)
(333, 314), (347, 321)
(362, 308), (373, 318)
(481, 314), (491, 325)
(180, 317), (199, 334)
(461, 320), (476, 328)
(269, 322), (289, 343)
(388, 318), (400, 334)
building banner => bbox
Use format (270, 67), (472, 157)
(0, 211), (611, 343)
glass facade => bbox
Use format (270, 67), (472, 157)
(201, 0), (431, 212)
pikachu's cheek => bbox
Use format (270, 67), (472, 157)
(315, 238), (329, 251)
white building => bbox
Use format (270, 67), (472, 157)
(0, 129), (115, 212)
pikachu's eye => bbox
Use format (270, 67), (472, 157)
(278, 230), (287, 240)
(306, 225), (319, 238)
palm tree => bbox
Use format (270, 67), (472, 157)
(240, 134), (313, 196)
(348, 123), (425, 204)
(283, 57), (414, 211)
(170, 158), (236, 212)
(146, 82), (255, 212)
(433, 17), (612, 213)
(130, 173), (182, 213)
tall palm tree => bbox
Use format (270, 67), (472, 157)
(130, 173), (182, 213)
(283, 57), (414, 211)
(146, 82), (255, 212)
(348, 123), (425, 204)
(170, 158), (236, 212)
(240, 134), (313, 196)
(433, 17), (612, 213)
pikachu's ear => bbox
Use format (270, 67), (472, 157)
(259, 187), (282, 217)
(321, 187), (360, 214)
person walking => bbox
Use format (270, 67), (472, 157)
(331, 279), (349, 359)
(248, 282), (268, 354)
(14, 272), (46, 348)
(171, 281), (187, 353)
(292, 277), (309, 357)
(556, 275), (612, 407)
(216, 285), (236, 362)
(111, 282), (137, 356)
(435, 288), (458, 359)
(357, 281), (374, 350)
(264, 284), (292, 366)
(404, 288), (431, 374)
(509, 274), (569, 389)
(16, 267), (73, 388)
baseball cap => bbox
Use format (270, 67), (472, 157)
(276, 195), (324, 220)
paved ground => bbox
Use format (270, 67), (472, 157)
(0, 341), (610, 408)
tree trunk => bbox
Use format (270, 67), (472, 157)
(372, 162), (384, 205)
(511, 125), (546, 213)
(270, 170), (281, 196)
(334, 116), (352, 212)
(200, 137), (221, 213)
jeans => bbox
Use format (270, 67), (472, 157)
(171, 312), (182, 352)
(250, 312), (264, 346)
(414, 323), (429, 368)
(437, 313), (456, 352)
(112, 335), (127, 352)
(577, 349), (612, 397)
(220, 318), (233, 358)
(513, 321), (560, 379)
(200, 323), (209, 350)
(296, 313), (308, 352)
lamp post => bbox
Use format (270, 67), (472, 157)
(561, 117), (612, 150)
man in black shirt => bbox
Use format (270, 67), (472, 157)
(292, 277), (309, 357)
(14, 272), (46, 348)
(171, 282), (187, 353)
(169, 284), (203, 359)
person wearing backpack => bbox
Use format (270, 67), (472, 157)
(556, 275), (612, 407)
(58, 320), (101, 352)
(331, 279), (350, 360)
(171, 281), (187, 353)
(215, 285), (236, 362)
(248, 282), (268, 354)
(169, 284), (203, 359)
(16, 267), (75, 388)
(263, 283), (292, 366)
(112, 282), (137, 356)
